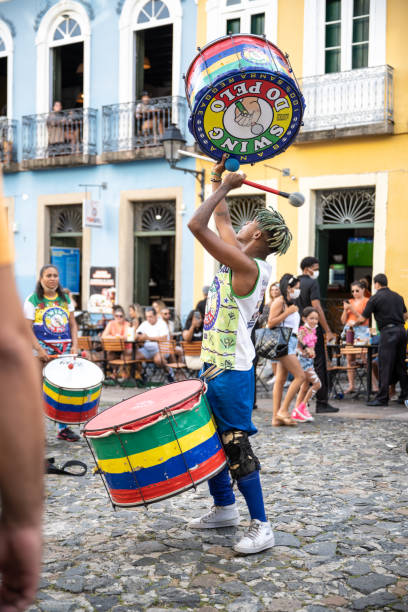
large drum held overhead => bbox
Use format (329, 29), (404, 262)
(83, 380), (227, 507)
(43, 356), (104, 424)
(185, 34), (305, 164)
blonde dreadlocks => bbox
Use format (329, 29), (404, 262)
(255, 207), (292, 255)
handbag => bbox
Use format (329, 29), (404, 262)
(254, 326), (292, 359)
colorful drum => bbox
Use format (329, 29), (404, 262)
(43, 356), (104, 424)
(185, 34), (305, 164)
(83, 379), (227, 507)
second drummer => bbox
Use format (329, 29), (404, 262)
(24, 264), (80, 442)
(187, 157), (291, 554)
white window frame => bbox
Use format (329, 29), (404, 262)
(118, 0), (183, 104)
(303, 0), (386, 78)
(0, 19), (13, 118)
(35, 1), (91, 113)
(206, 0), (277, 43)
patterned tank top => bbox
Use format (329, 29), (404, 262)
(201, 258), (271, 371)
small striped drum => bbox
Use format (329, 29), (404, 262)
(82, 380), (227, 507)
(43, 356), (104, 424)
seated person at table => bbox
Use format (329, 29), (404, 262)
(161, 307), (175, 335)
(102, 305), (132, 377)
(129, 303), (144, 327)
(182, 310), (204, 371)
(340, 281), (369, 394)
(135, 307), (172, 375)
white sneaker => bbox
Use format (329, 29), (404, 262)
(233, 519), (275, 554)
(189, 504), (240, 529)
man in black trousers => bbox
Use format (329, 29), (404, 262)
(356, 273), (408, 407)
(297, 256), (339, 413)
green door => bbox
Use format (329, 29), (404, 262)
(134, 236), (150, 305)
(316, 228), (329, 300)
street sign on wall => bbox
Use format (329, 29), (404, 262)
(83, 199), (103, 228)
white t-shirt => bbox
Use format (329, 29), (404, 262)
(136, 318), (169, 341)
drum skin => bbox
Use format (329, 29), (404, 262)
(185, 34), (305, 163)
(43, 356), (103, 424)
(83, 380), (227, 507)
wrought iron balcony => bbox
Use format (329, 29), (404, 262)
(102, 96), (186, 161)
(0, 118), (18, 170)
(298, 65), (394, 141)
(22, 108), (97, 169)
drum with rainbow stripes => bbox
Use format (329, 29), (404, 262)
(43, 356), (104, 424)
(82, 379), (227, 507)
(185, 34), (305, 164)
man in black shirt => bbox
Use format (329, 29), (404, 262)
(357, 273), (408, 407)
(297, 256), (338, 413)
(195, 286), (209, 318)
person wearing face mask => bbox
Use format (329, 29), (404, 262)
(297, 256), (338, 414)
(268, 274), (306, 426)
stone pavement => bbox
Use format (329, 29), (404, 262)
(33, 386), (408, 612)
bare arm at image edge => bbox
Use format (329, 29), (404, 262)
(0, 203), (44, 611)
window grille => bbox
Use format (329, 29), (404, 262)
(50, 205), (83, 234)
(137, 0), (170, 24)
(226, 194), (266, 232)
(317, 188), (375, 225)
(53, 17), (82, 41)
(134, 201), (175, 232)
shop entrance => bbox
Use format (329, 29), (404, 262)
(316, 187), (375, 334)
(133, 201), (175, 306)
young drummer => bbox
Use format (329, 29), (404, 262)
(187, 157), (292, 554)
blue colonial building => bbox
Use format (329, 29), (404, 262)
(0, 0), (199, 319)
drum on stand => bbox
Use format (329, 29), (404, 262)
(83, 379), (227, 508)
(184, 34), (305, 164)
(43, 356), (104, 424)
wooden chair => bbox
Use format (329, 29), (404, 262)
(77, 336), (104, 366)
(180, 341), (202, 378)
(339, 346), (368, 397)
(158, 339), (188, 381)
(101, 338), (137, 382)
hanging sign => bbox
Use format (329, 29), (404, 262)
(83, 199), (103, 228)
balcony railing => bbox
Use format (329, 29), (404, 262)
(0, 118), (18, 167)
(102, 96), (186, 159)
(298, 65), (393, 140)
(22, 108), (97, 168)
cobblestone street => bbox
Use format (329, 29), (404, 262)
(34, 388), (408, 612)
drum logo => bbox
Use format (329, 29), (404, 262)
(43, 306), (69, 335)
(195, 74), (302, 163)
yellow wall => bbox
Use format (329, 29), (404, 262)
(193, 0), (408, 299)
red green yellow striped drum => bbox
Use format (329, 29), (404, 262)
(82, 380), (227, 507)
(185, 34), (305, 164)
(43, 356), (104, 424)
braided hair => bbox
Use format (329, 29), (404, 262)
(255, 207), (292, 255)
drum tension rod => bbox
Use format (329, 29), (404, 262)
(114, 426), (149, 509)
(164, 408), (196, 491)
(84, 436), (117, 511)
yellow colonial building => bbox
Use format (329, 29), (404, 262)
(192, 0), (408, 330)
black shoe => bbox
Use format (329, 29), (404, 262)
(315, 403), (339, 413)
(57, 427), (80, 442)
(396, 397), (407, 405)
(366, 399), (388, 407)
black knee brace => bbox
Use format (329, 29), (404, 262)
(221, 430), (260, 481)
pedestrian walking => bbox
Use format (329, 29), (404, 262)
(291, 306), (321, 422)
(187, 155), (291, 554)
(268, 274), (306, 426)
(296, 256), (338, 413)
(356, 273), (408, 407)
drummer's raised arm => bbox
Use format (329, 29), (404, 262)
(210, 155), (242, 249)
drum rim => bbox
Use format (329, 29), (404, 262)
(185, 33), (285, 82)
(83, 379), (205, 434)
(43, 377), (103, 393)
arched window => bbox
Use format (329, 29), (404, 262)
(0, 21), (13, 117)
(35, 2), (90, 113)
(119, 0), (182, 103)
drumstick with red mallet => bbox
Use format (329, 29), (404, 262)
(177, 150), (305, 207)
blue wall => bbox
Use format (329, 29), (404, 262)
(2, 0), (199, 319)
